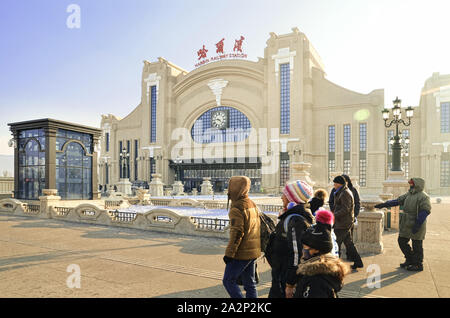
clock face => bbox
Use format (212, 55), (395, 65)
(211, 110), (228, 129)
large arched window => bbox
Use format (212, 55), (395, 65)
(17, 129), (46, 199)
(56, 139), (92, 200)
(191, 106), (252, 144)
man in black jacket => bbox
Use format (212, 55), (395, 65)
(332, 176), (364, 270)
(268, 180), (315, 298)
(342, 174), (360, 261)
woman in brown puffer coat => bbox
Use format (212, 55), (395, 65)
(222, 176), (261, 298)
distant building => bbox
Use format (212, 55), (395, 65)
(8, 119), (102, 200)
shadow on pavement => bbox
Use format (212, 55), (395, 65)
(155, 269), (273, 298)
(342, 267), (420, 296)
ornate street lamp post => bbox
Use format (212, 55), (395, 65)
(382, 97), (414, 172)
(119, 149), (130, 179)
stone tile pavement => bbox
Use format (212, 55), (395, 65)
(0, 201), (449, 298)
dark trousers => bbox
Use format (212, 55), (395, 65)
(268, 261), (288, 298)
(334, 228), (363, 265)
(223, 259), (257, 298)
(398, 237), (424, 265)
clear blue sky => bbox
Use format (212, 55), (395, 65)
(1, 0), (450, 156)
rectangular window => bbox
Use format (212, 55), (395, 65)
(150, 85), (157, 143)
(328, 125), (336, 182)
(343, 124), (351, 175)
(280, 63), (290, 134)
(134, 140), (139, 181)
(441, 153), (450, 187)
(441, 102), (450, 133)
(105, 163), (109, 185)
(359, 123), (367, 187)
(105, 132), (110, 152)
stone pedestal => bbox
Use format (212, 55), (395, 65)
(353, 211), (384, 254)
(172, 181), (185, 196)
(149, 174), (164, 197)
(39, 189), (61, 219)
(201, 178), (214, 195)
(191, 188), (198, 196)
(136, 188), (152, 205)
(381, 171), (409, 230)
(116, 178), (132, 196)
(290, 162), (315, 187)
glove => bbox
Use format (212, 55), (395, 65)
(375, 200), (400, 209)
(412, 210), (430, 234)
(223, 256), (233, 264)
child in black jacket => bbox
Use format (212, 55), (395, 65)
(294, 210), (350, 298)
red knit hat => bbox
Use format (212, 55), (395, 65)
(315, 209), (334, 226)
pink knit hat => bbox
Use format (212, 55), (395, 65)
(283, 180), (313, 204)
(315, 209), (334, 226)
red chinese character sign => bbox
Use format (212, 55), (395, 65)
(233, 36), (245, 53)
(195, 35), (248, 68)
(197, 45), (208, 60)
(216, 38), (225, 54)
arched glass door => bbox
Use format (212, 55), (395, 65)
(56, 142), (92, 199)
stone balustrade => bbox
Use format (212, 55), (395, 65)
(0, 177), (14, 199)
(0, 190), (386, 255)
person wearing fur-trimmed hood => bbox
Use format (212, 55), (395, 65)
(294, 210), (350, 298)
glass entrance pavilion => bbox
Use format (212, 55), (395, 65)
(8, 119), (102, 200)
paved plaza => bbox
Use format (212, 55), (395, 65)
(0, 199), (449, 298)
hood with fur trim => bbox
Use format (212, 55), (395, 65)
(296, 254), (350, 292)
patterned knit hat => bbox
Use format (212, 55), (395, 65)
(283, 180), (313, 204)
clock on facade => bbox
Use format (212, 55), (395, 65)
(211, 110), (229, 129)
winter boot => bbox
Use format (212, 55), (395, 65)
(351, 260), (364, 270)
(400, 258), (413, 269)
(406, 263), (423, 272)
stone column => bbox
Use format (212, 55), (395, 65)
(172, 180), (185, 196)
(200, 177), (214, 195)
(45, 127), (57, 190)
(92, 136), (100, 200)
(149, 173), (164, 197)
(12, 131), (19, 198)
(39, 189), (61, 219)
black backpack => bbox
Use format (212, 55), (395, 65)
(259, 210), (277, 265)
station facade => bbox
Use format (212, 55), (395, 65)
(99, 28), (450, 195)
